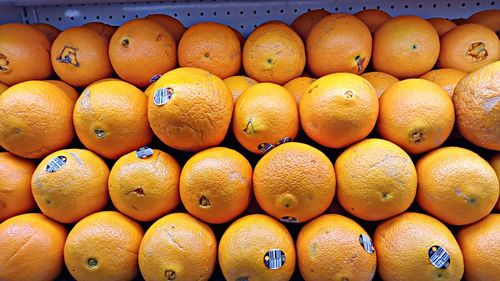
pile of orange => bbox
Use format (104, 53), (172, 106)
(0, 6), (499, 281)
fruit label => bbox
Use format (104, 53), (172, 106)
(264, 249), (286, 270)
(56, 46), (80, 67)
(359, 234), (375, 254)
(428, 245), (451, 269)
(153, 87), (174, 106)
(258, 143), (275, 154)
(278, 136), (292, 145)
(46, 156), (67, 173)
(150, 74), (162, 84)
(280, 216), (299, 223)
(136, 147), (154, 159)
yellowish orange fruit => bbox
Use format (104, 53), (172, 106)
(0, 82), (7, 94)
(489, 153), (500, 211)
(45, 80), (79, 102)
(360, 71), (399, 98)
(283, 76), (316, 105)
(419, 68), (467, 97)
(223, 75), (257, 102)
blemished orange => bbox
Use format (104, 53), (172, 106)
(109, 18), (177, 87)
(300, 73), (379, 148)
(361, 71), (399, 98)
(243, 23), (305, 85)
(438, 23), (500, 72)
(178, 22), (241, 79)
(0, 23), (52, 85)
(307, 14), (372, 76)
(453, 61), (500, 150)
(283, 76), (316, 105)
(354, 9), (391, 33)
(45, 80), (79, 102)
(51, 26), (113, 87)
(233, 83), (299, 154)
(31, 23), (61, 43)
(0, 81), (75, 159)
(467, 9), (500, 34)
(148, 67), (233, 152)
(74, 79), (153, 159)
(253, 142), (335, 223)
(180, 147), (253, 224)
(375, 212), (464, 281)
(0, 152), (36, 221)
(139, 212), (217, 281)
(489, 153), (500, 211)
(297, 214), (377, 281)
(0, 82), (7, 94)
(82, 22), (116, 40)
(419, 68), (467, 97)
(219, 214), (296, 281)
(31, 149), (109, 223)
(109, 148), (180, 222)
(291, 9), (331, 41)
(64, 211), (144, 281)
(146, 14), (186, 43)
(456, 214), (500, 281)
(377, 79), (455, 154)
(416, 146), (499, 225)
(223, 75), (257, 102)
(427, 17), (457, 37)
(335, 138), (417, 221)
(373, 15), (440, 78)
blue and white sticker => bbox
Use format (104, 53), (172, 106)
(280, 216), (299, 223)
(46, 156), (67, 173)
(359, 234), (375, 254)
(150, 74), (162, 84)
(135, 146), (154, 159)
(428, 245), (451, 269)
(153, 87), (174, 106)
(264, 249), (286, 270)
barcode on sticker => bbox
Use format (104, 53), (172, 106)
(136, 147), (154, 159)
(46, 156), (67, 173)
(264, 249), (286, 270)
(280, 216), (299, 223)
(359, 234), (375, 254)
(153, 87), (174, 106)
(428, 245), (451, 269)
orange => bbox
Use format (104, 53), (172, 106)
(51, 26), (113, 87)
(377, 79), (455, 154)
(0, 152), (36, 221)
(354, 9), (391, 33)
(45, 80), (79, 102)
(219, 214), (296, 281)
(253, 142), (335, 223)
(233, 83), (299, 154)
(419, 68), (467, 97)
(467, 9), (500, 34)
(139, 212), (217, 281)
(74, 79), (153, 159)
(297, 214), (377, 281)
(0, 23), (52, 85)
(64, 211), (144, 281)
(307, 14), (372, 76)
(453, 61), (500, 150)
(258, 20), (289, 28)
(82, 22), (116, 40)
(427, 18), (457, 37)
(31, 23), (61, 43)
(230, 26), (245, 46)
(283, 76), (316, 105)
(361, 71), (399, 98)
(490, 153), (500, 211)
(373, 15), (440, 78)
(438, 23), (500, 72)
(109, 18), (177, 87)
(416, 146), (499, 225)
(109, 148), (181, 222)
(146, 14), (186, 44)
(335, 138), (417, 221)
(300, 73), (379, 148)
(291, 9), (331, 41)
(243, 23), (305, 85)
(148, 67), (233, 152)
(180, 147), (252, 224)
(0, 213), (67, 281)
(178, 22), (241, 79)
(31, 148), (109, 223)
(144, 80), (156, 97)
(456, 214), (500, 281)
(0, 81), (74, 159)
(223, 75), (257, 102)
(0, 82), (7, 94)
(374, 212), (464, 281)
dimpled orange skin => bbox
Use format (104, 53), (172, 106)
(139, 213), (217, 281)
(243, 23), (305, 85)
(0, 81), (75, 159)
(416, 146), (499, 226)
(427, 18), (457, 37)
(297, 214), (377, 281)
(335, 138), (417, 221)
(31, 149), (109, 224)
(490, 153), (500, 211)
(64, 211), (144, 281)
(377, 79), (455, 154)
(291, 9), (331, 41)
(283, 76), (316, 105)
(109, 149), (181, 222)
(361, 71), (399, 98)
(219, 214), (296, 281)
(452, 61), (500, 150)
(223, 75), (258, 103)
(148, 67), (234, 152)
(456, 214), (500, 281)
(180, 147), (253, 224)
(354, 9), (391, 33)
(233, 83), (299, 154)
(375, 212), (464, 281)
(419, 68), (467, 97)
(300, 73), (379, 149)
(307, 14), (372, 76)
(0, 213), (67, 281)
(253, 142), (335, 223)
(145, 14), (186, 44)
(45, 80), (79, 102)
